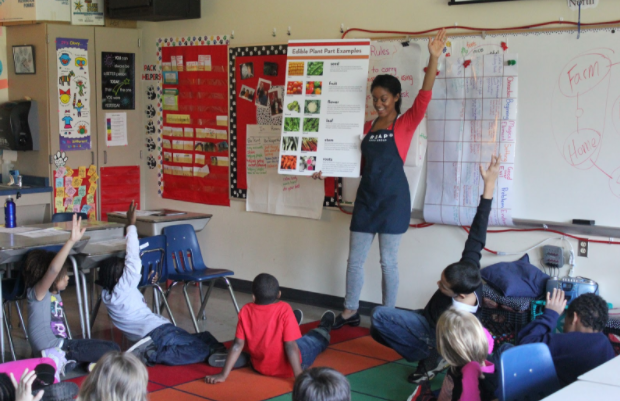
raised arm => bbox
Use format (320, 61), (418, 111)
(460, 155), (500, 267)
(518, 289), (565, 345)
(421, 28), (446, 91)
(34, 214), (85, 300)
(114, 201), (141, 291)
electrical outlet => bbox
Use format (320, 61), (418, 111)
(578, 239), (589, 257)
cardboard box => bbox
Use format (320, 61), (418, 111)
(0, 0), (70, 23)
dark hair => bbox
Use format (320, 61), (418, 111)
(370, 74), (402, 114)
(24, 249), (71, 292)
(567, 292), (608, 332)
(252, 273), (279, 305)
(293, 367), (351, 401)
(0, 373), (15, 401)
(444, 261), (481, 295)
(96, 257), (126, 293)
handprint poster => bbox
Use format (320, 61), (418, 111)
(53, 163), (99, 219)
(56, 37), (91, 151)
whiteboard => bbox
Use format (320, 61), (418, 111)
(408, 28), (620, 227)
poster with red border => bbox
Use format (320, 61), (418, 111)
(53, 164), (98, 220)
(157, 35), (230, 206)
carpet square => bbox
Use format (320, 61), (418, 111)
(148, 363), (222, 387)
(348, 363), (420, 401)
(148, 388), (212, 401)
(311, 349), (387, 375)
(330, 336), (402, 361)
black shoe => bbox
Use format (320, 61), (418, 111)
(36, 382), (79, 401)
(332, 312), (361, 330)
(294, 309), (303, 325)
(208, 350), (249, 369)
(318, 310), (336, 331)
(407, 354), (449, 384)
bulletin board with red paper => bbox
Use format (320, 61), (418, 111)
(228, 45), (340, 207)
(53, 164), (98, 220)
(99, 166), (140, 221)
(158, 36), (230, 206)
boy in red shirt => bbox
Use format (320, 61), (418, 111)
(204, 273), (335, 382)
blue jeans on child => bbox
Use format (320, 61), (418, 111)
(62, 338), (120, 363)
(370, 307), (435, 362)
(297, 328), (330, 369)
(146, 323), (222, 366)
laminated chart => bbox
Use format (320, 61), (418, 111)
(423, 54), (518, 226)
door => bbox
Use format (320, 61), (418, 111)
(94, 28), (144, 215)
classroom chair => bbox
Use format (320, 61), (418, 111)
(51, 212), (88, 223)
(2, 273), (27, 361)
(499, 343), (561, 401)
(163, 224), (240, 333)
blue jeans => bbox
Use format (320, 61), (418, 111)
(62, 338), (120, 364)
(345, 231), (402, 310)
(370, 307), (435, 362)
(297, 328), (330, 369)
(146, 323), (222, 366)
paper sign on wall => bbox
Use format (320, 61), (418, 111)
(71, 0), (104, 25)
(105, 113), (128, 146)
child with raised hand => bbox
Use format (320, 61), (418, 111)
(204, 273), (335, 383)
(98, 201), (225, 366)
(77, 352), (147, 401)
(24, 214), (120, 374)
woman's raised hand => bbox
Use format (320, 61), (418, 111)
(428, 28), (447, 59)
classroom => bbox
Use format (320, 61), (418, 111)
(0, 0), (618, 400)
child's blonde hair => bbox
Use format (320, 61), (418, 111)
(436, 308), (488, 368)
(78, 351), (148, 401)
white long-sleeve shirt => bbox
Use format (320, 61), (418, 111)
(101, 225), (169, 341)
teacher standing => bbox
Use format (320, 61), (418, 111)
(313, 29), (446, 328)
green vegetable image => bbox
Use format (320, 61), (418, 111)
(303, 118), (319, 132)
(307, 62), (324, 76)
(282, 136), (299, 151)
(284, 117), (300, 132)
(304, 100), (320, 114)
(287, 101), (300, 112)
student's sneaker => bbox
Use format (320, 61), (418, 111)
(332, 312), (361, 330)
(294, 309), (303, 325)
(127, 336), (154, 364)
(87, 362), (97, 372)
(318, 310), (336, 331)
(207, 350), (249, 369)
(406, 382), (434, 401)
(407, 354), (449, 384)
(41, 347), (74, 382)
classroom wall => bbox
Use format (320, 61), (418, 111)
(140, 0), (620, 309)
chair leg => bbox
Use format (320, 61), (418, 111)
(223, 278), (241, 314)
(198, 283), (206, 320)
(195, 281), (215, 322)
(182, 283), (200, 333)
(63, 311), (72, 340)
(15, 302), (27, 339)
(154, 286), (176, 326)
(3, 306), (16, 361)
(90, 296), (102, 331)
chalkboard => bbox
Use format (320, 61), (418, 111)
(101, 52), (135, 110)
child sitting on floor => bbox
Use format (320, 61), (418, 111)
(516, 289), (614, 387)
(77, 352), (148, 401)
(97, 201), (224, 366)
(293, 367), (351, 401)
(204, 273), (335, 383)
(24, 214), (120, 374)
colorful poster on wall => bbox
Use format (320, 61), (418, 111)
(157, 35), (230, 206)
(105, 113), (128, 147)
(278, 40), (371, 178)
(71, 0), (104, 26)
(246, 125), (324, 219)
(53, 164), (98, 220)
(56, 37), (91, 151)
(102, 52), (135, 110)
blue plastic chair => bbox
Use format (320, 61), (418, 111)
(499, 343), (561, 401)
(138, 235), (176, 326)
(52, 212), (88, 223)
(163, 224), (239, 333)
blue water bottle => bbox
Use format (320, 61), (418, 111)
(4, 195), (16, 228)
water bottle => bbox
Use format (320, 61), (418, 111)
(4, 195), (16, 228)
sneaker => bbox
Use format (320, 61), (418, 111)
(41, 347), (74, 382)
(37, 381), (79, 401)
(127, 336), (154, 364)
(208, 350), (249, 369)
(294, 309), (303, 325)
(87, 362), (96, 372)
(318, 310), (336, 331)
(332, 312), (361, 330)
(407, 354), (449, 384)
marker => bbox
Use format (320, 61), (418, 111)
(572, 219), (595, 225)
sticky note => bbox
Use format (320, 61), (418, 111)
(55, 167), (66, 178)
(73, 196), (82, 205)
(64, 177), (72, 187)
(88, 183), (97, 194)
(65, 186), (76, 197)
(78, 186), (86, 197)
(56, 206), (65, 213)
(81, 204), (91, 214)
(86, 194), (94, 204)
(87, 165), (96, 176)
(88, 212), (96, 221)
(64, 197), (73, 207)
(72, 177), (82, 187)
(55, 178), (63, 188)
(65, 167), (74, 177)
(55, 197), (64, 210)
(78, 166), (86, 178)
(89, 173), (99, 183)
(72, 205), (80, 213)
(55, 187), (65, 198)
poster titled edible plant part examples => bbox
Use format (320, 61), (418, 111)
(279, 39), (370, 177)
(56, 38), (91, 151)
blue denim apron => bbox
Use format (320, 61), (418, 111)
(350, 116), (411, 234)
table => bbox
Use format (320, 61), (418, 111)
(542, 380), (620, 400)
(578, 355), (620, 387)
(106, 209), (212, 236)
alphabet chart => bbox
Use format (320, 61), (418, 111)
(423, 53), (518, 226)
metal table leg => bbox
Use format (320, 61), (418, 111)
(68, 256), (86, 339)
(80, 270), (91, 339)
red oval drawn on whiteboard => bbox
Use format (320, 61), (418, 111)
(562, 129), (601, 167)
(558, 52), (612, 98)
(609, 167), (620, 199)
